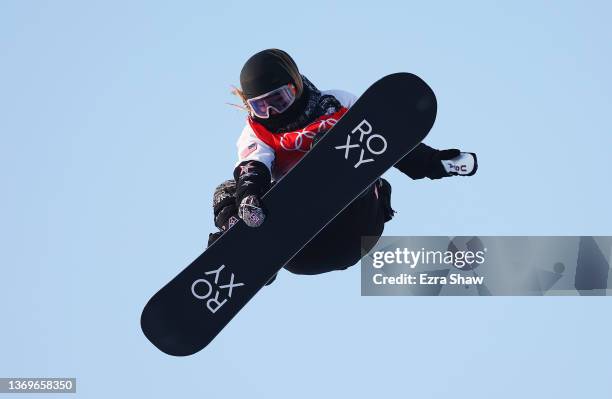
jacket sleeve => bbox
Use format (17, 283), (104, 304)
(235, 124), (275, 173)
(233, 124), (274, 202)
(393, 142), (439, 180)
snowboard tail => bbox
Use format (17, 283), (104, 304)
(141, 73), (437, 356)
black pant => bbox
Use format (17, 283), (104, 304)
(284, 182), (389, 274)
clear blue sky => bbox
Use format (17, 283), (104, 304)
(1, 1), (611, 398)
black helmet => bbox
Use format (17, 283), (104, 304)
(240, 49), (303, 99)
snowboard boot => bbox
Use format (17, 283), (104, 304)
(378, 178), (395, 222)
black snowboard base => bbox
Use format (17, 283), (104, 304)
(141, 73), (437, 356)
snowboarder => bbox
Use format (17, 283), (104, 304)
(209, 49), (477, 277)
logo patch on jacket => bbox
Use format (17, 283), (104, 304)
(248, 107), (349, 178)
(240, 142), (258, 158)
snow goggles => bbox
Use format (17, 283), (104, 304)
(246, 84), (297, 119)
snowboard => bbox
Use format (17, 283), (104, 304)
(141, 73), (437, 356)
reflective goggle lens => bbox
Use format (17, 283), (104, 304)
(246, 84), (296, 118)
